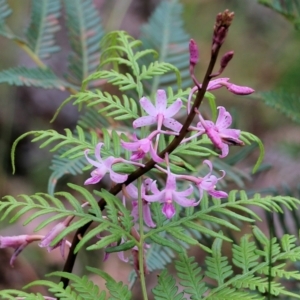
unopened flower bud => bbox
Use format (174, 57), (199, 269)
(220, 51), (234, 69)
(189, 39), (199, 66)
(227, 83), (255, 95)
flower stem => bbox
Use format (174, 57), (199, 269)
(137, 177), (148, 300)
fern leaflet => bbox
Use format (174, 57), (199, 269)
(25, 0), (61, 59)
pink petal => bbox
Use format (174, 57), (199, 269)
(133, 116), (157, 128)
(162, 202), (176, 219)
(150, 181), (161, 194)
(173, 194), (196, 207)
(126, 184), (138, 199)
(131, 151), (146, 161)
(227, 84), (255, 95)
(84, 150), (103, 168)
(220, 144), (229, 158)
(139, 97), (157, 116)
(150, 143), (164, 163)
(84, 172), (104, 185)
(207, 78), (230, 90)
(166, 173), (177, 191)
(220, 128), (241, 140)
(206, 127), (223, 149)
(10, 243), (28, 267)
(118, 250), (129, 263)
(163, 118), (183, 132)
(109, 170), (128, 183)
(164, 99), (182, 118)
(144, 191), (165, 202)
(143, 203), (156, 228)
(209, 190), (228, 198)
(216, 106), (232, 129)
(121, 140), (140, 151)
(156, 90), (167, 113)
(94, 143), (104, 162)
(175, 185), (194, 197)
(203, 160), (213, 174)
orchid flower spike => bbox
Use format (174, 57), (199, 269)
(84, 143), (144, 185)
(197, 106), (244, 158)
(133, 90), (183, 132)
(144, 155), (197, 219)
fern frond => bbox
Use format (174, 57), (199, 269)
(175, 251), (207, 299)
(63, 0), (105, 83)
(0, 0), (16, 40)
(232, 234), (260, 272)
(258, 0), (300, 30)
(139, 0), (191, 95)
(257, 90), (300, 124)
(0, 290), (46, 300)
(239, 131), (265, 173)
(205, 238), (233, 285)
(25, 281), (80, 300)
(0, 66), (73, 89)
(47, 271), (106, 300)
(145, 191), (300, 250)
(25, 0), (61, 59)
(152, 269), (185, 300)
(73, 89), (139, 120)
(86, 267), (132, 300)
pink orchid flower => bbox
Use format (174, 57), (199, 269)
(121, 130), (164, 163)
(84, 143), (144, 185)
(144, 165), (198, 219)
(197, 106), (244, 158)
(133, 90), (183, 132)
(187, 78), (254, 113)
(125, 179), (156, 228)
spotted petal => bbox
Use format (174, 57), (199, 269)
(133, 116), (157, 128)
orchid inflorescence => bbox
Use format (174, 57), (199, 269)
(1, 11), (254, 275)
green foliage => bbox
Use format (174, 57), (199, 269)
(175, 251), (207, 299)
(139, 0), (191, 95)
(152, 269), (185, 300)
(26, 0), (61, 59)
(257, 90), (300, 124)
(83, 31), (181, 98)
(0, 0), (18, 40)
(72, 90), (139, 121)
(258, 0), (300, 30)
(0, 184), (135, 252)
(152, 227), (300, 299)
(0, 66), (74, 89)
(63, 0), (105, 84)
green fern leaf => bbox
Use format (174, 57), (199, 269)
(63, 0), (105, 84)
(48, 271), (106, 300)
(86, 267), (132, 300)
(25, 280), (81, 300)
(139, 0), (191, 95)
(239, 131), (265, 174)
(257, 90), (300, 124)
(258, 0), (300, 29)
(175, 251), (207, 299)
(152, 269), (185, 300)
(232, 234), (260, 272)
(205, 238), (233, 285)
(25, 0), (61, 59)
(73, 89), (139, 120)
(0, 0), (17, 40)
(0, 66), (73, 89)
(0, 290), (47, 300)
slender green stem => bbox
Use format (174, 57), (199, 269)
(137, 176), (148, 300)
